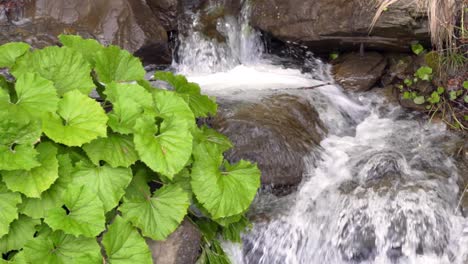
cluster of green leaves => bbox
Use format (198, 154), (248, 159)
(398, 43), (468, 129)
(0, 35), (260, 263)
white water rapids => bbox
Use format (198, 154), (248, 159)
(173, 1), (468, 263)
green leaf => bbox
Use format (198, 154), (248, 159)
(83, 133), (139, 168)
(449, 91), (458, 100)
(198, 239), (230, 264)
(154, 72), (217, 117)
(12, 46), (94, 96)
(0, 215), (40, 254)
(437, 86), (445, 95)
(0, 42), (30, 68)
(104, 83), (153, 134)
(134, 115), (193, 179)
(427, 92), (440, 104)
(2, 142), (59, 198)
(23, 231), (101, 264)
(71, 162), (133, 212)
(464, 95), (468, 103)
(172, 169), (192, 197)
(102, 216), (152, 264)
(463, 81), (468, 90)
(0, 73), (59, 121)
(42, 90), (108, 147)
(0, 184), (22, 237)
(404, 79), (413, 86)
(152, 89), (195, 126)
(191, 143), (260, 219)
(192, 126), (233, 153)
(414, 66), (432, 81)
(222, 216), (250, 243)
(413, 96), (425, 105)
(402, 91), (411, 99)
(94, 46), (145, 83)
(123, 166), (151, 201)
(195, 219), (219, 241)
(329, 52), (339, 60)
(44, 185), (105, 237)
(0, 116), (41, 171)
(411, 43), (424, 55)
(121, 184), (190, 240)
(19, 154), (74, 219)
(58, 35), (103, 66)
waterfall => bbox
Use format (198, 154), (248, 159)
(172, 1), (468, 263)
(175, 0), (264, 74)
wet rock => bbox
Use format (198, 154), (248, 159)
(398, 97), (427, 112)
(332, 52), (387, 92)
(251, 0), (429, 52)
(373, 85), (399, 105)
(381, 54), (414, 86)
(0, 0), (170, 64)
(338, 210), (376, 262)
(146, 219), (202, 264)
(212, 93), (326, 192)
(147, 0), (178, 31)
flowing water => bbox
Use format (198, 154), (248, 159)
(174, 1), (468, 263)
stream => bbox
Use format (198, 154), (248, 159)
(173, 1), (468, 263)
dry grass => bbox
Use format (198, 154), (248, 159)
(369, 0), (461, 51)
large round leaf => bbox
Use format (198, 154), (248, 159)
(134, 115), (193, 179)
(23, 231), (101, 264)
(42, 90), (108, 147)
(0, 115), (41, 171)
(83, 133), (139, 168)
(0, 215), (40, 254)
(154, 71), (217, 117)
(2, 142), (59, 198)
(191, 143), (261, 219)
(19, 154), (74, 219)
(44, 185), (105, 238)
(0, 73), (58, 121)
(0, 42), (30, 68)
(94, 46), (145, 84)
(71, 162), (133, 212)
(121, 184), (190, 241)
(58, 35), (103, 66)
(0, 184), (22, 238)
(12, 46), (94, 95)
(152, 89), (195, 126)
(104, 83), (153, 134)
(102, 216), (152, 264)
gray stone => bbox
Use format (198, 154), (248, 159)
(146, 219), (202, 264)
(0, 0), (171, 64)
(332, 52), (387, 92)
(251, 0), (429, 52)
(212, 93), (326, 192)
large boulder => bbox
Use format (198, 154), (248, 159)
(332, 52), (387, 92)
(212, 93), (327, 193)
(146, 219), (202, 264)
(0, 0), (171, 64)
(251, 0), (429, 52)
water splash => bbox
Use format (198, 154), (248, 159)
(175, 0), (264, 74)
(226, 90), (467, 264)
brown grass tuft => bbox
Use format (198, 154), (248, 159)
(369, 0), (460, 51)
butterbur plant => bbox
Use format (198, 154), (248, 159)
(0, 35), (261, 263)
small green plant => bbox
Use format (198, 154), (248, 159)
(0, 36), (261, 263)
(414, 66), (433, 81)
(411, 43), (425, 55)
(329, 52), (339, 60)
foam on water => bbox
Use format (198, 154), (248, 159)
(185, 63), (324, 93)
